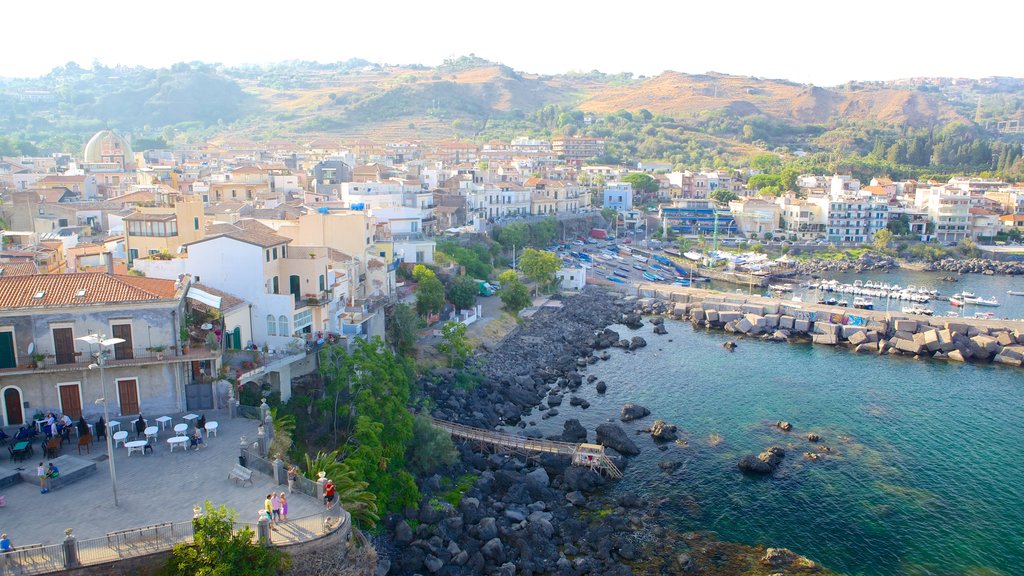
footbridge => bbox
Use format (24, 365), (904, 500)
(430, 417), (622, 478)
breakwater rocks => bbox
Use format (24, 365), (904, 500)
(634, 288), (1024, 369)
(924, 257), (1024, 275)
(794, 253), (897, 275)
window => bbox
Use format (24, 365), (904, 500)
(292, 310), (311, 332)
(278, 315), (289, 336)
(267, 315), (276, 336)
(194, 217), (199, 230)
(319, 275), (325, 291)
(272, 276), (279, 294)
(266, 250), (270, 262)
(272, 248), (278, 260)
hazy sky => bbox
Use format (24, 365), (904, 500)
(3, 0), (1020, 85)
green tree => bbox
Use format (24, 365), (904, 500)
(497, 270), (531, 313)
(519, 248), (561, 292)
(750, 153), (783, 173)
(709, 189), (739, 203)
(873, 228), (894, 252)
(957, 237), (979, 258)
(446, 275), (478, 311)
(414, 267), (445, 317)
(497, 222), (529, 250)
(531, 217), (559, 247)
(301, 451), (380, 528)
(407, 414), (458, 475)
(319, 338), (419, 513)
(163, 501), (289, 576)
(622, 173), (659, 196)
(601, 207), (618, 226)
(436, 320), (472, 368)
(387, 303), (421, 357)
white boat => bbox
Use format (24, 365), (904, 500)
(1008, 290), (1024, 296)
(957, 291), (976, 298)
(683, 251), (702, 261)
(853, 297), (874, 310)
(902, 305), (934, 316)
(963, 295), (999, 307)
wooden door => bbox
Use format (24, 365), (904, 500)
(59, 384), (82, 419)
(112, 324), (134, 360)
(117, 379), (139, 416)
(3, 388), (23, 426)
(52, 327), (75, 364)
(0, 332), (15, 369)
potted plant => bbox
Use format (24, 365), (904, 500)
(205, 333), (218, 352)
(180, 326), (190, 354)
(31, 353), (46, 369)
(308, 252), (316, 259)
(148, 345), (167, 360)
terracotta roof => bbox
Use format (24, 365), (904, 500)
(37, 174), (86, 184)
(195, 220), (290, 249)
(29, 188), (75, 203)
(969, 207), (997, 216)
(0, 262), (39, 276)
(109, 190), (158, 204)
(0, 273), (179, 309)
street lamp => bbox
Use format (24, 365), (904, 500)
(77, 334), (125, 507)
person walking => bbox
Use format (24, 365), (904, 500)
(279, 492), (288, 522)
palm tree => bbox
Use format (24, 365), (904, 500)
(303, 451), (380, 528)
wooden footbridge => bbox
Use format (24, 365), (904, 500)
(430, 417), (622, 478)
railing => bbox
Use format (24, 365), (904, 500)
(242, 447), (277, 479)
(3, 347), (220, 375)
(293, 472), (320, 499)
(10, 511), (341, 574)
(1, 542), (66, 574)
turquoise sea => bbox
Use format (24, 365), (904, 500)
(526, 317), (1024, 575)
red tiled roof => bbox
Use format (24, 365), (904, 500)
(0, 273), (179, 309)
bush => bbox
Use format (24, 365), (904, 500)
(162, 501), (289, 576)
(407, 414), (458, 475)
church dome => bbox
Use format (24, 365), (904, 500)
(83, 130), (135, 166)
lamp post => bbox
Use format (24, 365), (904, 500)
(77, 334), (125, 507)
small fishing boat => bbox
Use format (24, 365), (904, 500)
(606, 276), (625, 284)
(949, 297), (963, 307)
(642, 271), (661, 282)
(902, 305), (934, 316)
(1007, 290), (1024, 296)
(853, 297), (874, 310)
(963, 295), (999, 307)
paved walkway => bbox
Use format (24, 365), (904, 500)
(0, 411), (323, 547)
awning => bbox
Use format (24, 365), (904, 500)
(187, 287), (222, 309)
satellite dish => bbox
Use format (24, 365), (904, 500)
(27, 342), (34, 355)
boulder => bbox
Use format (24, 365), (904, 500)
(629, 336), (647, 350)
(776, 421), (792, 431)
(565, 491), (586, 506)
(595, 381), (607, 393)
(561, 419), (588, 443)
(737, 454), (774, 474)
(947, 349), (967, 363)
(481, 538), (506, 562)
(736, 318), (754, 333)
(812, 333), (838, 345)
(996, 331), (1016, 347)
(653, 324), (668, 335)
(848, 330), (868, 346)
(596, 423), (641, 456)
(758, 446), (786, 468)
(620, 403), (651, 422)
(650, 419), (679, 442)
(806, 433), (820, 442)
(893, 319), (918, 333)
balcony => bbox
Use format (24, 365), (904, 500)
(1, 346), (220, 376)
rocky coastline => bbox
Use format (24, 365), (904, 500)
(381, 287), (825, 575)
(792, 253), (1023, 276)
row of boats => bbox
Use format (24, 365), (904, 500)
(801, 279), (935, 303)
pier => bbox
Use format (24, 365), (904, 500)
(430, 417), (623, 478)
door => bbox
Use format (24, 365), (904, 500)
(117, 379), (140, 416)
(112, 324), (134, 360)
(289, 275), (301, 302)
(3, 388), (23, 426)
(53, 327), (75, 364)
(59, 384), (82, 419)
(0, 332), (15, 369)
(185, 384), (213, 411)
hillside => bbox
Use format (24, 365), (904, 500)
(576, 71), (966, 127)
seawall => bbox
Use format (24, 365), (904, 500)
(635, 283), (1024, 368)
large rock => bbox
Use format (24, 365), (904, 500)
(620, 403), (651, 422)
(596, 423), (641, 456)
(481, 538), (506, 562)
(629, 336), (647, 350)
(737, 454), (774, 474)
(561, 419), (588, 443)
(650, 419), (679, 441)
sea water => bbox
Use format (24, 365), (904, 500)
(528, 320), (1024, 576)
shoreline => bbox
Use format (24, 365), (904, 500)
(387, 286), (828, 575)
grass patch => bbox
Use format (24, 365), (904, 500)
(439, 473), (478, 508)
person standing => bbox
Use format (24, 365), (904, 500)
(37, 463), (48, 494)
(270, 492), (281, 522)
(279, 492), (288, 522)
(323, 479), (336, 510)
(287, 465), (298, 494)
(264, 494), (275, 530)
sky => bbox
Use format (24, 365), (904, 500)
(2, 0), (1021, 85)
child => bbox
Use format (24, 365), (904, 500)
(37, 463), (47, 494)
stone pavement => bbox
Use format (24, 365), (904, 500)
(0, 411), (323, 546)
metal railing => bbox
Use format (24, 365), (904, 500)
(242, 447), (277, 479)
(292, 473), (319, 499)
(0, 543), (66, 575)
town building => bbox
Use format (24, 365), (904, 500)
(602, 182), (634, 212)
